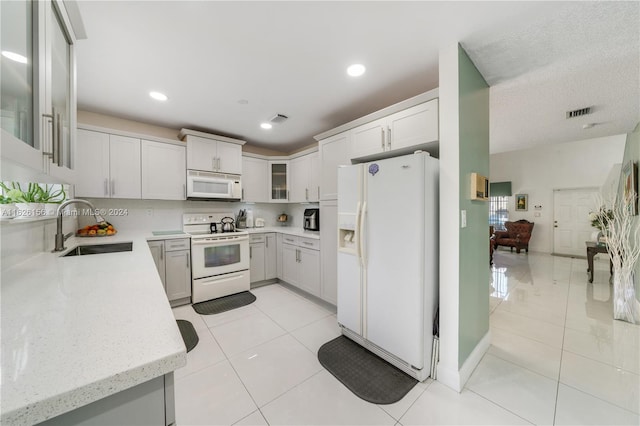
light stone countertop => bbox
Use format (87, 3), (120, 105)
(245, 226), (321, 240)
(0, 231), (187, 426)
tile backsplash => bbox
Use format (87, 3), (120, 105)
(77, 199), (319, 231)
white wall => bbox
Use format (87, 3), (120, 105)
(490, 134), (627, 253)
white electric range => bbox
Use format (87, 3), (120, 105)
(183, 212), (250, 303)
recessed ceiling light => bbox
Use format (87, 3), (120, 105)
(347, 64), (366, 77)
(2, 51), (27, 64)
(260, 123), (272, 130)
(149, 91), (168, 101)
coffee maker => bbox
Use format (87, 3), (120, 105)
(303, 208), (320, 231)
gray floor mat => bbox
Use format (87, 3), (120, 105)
(191, 291), (256, 315)
(318, 335), (418, 404)
(176, 319), (199, 353)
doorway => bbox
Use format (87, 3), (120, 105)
(553, 188), (599, 257)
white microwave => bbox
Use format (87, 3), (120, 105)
(187, 170), (242, 201)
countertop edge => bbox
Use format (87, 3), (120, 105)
(1, 350), (186, 426)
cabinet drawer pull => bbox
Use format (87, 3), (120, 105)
(303, 241), (313, 246)
(381, 128), (385, 150)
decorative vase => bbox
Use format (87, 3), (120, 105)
(15, 203), (43, 219)
(0, 203), (16, 218)
(612, 271), (640, 324)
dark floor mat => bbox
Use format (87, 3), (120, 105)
(191, 291), (256, 315)
(176, 319), (199, 353)
(318, 335), (418, 405)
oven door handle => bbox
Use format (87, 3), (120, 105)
(191, 236), (248, 245)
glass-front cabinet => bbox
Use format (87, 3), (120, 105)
(0, 0), (77, 182)
(269, 161), (289, 202)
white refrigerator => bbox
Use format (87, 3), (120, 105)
(337, 152), (438, 381)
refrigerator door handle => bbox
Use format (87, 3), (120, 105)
(355, 201), (362, 259)
(359, 201), (367, 268)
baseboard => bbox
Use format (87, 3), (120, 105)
(436, 330), (491, 392)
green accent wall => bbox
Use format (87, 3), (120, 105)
(620, 123), (640, 300)
(457, 45), (490, 367)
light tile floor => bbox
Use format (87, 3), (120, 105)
(172, 251), (640, 425)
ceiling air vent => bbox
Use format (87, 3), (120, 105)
(270, 114), (289, 124)
(566, 107), (592, 119)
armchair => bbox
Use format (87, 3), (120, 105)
(494, 220), (534, 254)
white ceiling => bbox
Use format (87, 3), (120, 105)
(74, 1), (639, 154)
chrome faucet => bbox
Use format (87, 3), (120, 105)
(53, 199), (105, 252)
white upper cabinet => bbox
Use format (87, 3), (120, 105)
(351, 118), (387, 159)
(350, 99), (439, 160)
(75, 129), (109, 198)
(387, 99), (439, 151)
(269, 160), (289, 202)
(142, 140), (186, 200)
(318, 131), (351, 201)
(1, 0), (78, 182)
(76, 129), (141, 199)
(185, 135), (242, 175)
(290, 152), (320, 203)
(242, 156), (268, 202)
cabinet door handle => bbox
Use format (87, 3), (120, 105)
(212, 157), (216, 170)
(218, 157), (221, 170)
(266, 238), (268, 248)
(160, 249), (163, 261)
(250, 246), (252, 258)
(380, 128), (385, 150)
(111, 179), (115, 196)
(242, 188), (244, 200)
(104, 179), (109, 196)
(287, 190), (289, 200)
(387, 126), (391, 150)
(317, 186), (320, 200)
(41, 113), (54, 159)
(305, 188), (308, 200)
(186, 253), (190, 268)
(51, 108), (59, 165)
(183, 184), (186, 199)
(56, 112), (63, 167)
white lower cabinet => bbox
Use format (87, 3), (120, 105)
(281, 235), (321, 297)
(249, 233), (277, 283)
(148, 238), (191, 306)
(320, 200), (338, 304)
(265, 233), (277, 280)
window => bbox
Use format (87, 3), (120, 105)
(489, 196), (509, 231)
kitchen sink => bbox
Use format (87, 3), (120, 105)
(61, 242), (133, 257)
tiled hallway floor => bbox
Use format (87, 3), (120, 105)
(172, 251), (640, 425)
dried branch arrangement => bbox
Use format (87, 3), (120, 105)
(595, 192), (640, 324)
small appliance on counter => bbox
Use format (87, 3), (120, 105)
(277, 213), (288, 225)
(303, 208), (320, 231)
(255, 218), (265, 227)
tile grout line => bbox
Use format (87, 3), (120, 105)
(466, 388), (536, 425)
(552, 260), (578, 425)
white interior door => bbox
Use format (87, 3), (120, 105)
(553, 188), (598, 256)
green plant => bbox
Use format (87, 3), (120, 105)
(0, 182), (65, 203)
(37, 184), (66, 203)
(0, 194), (12, 205)
(588, 207), (614, 232)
